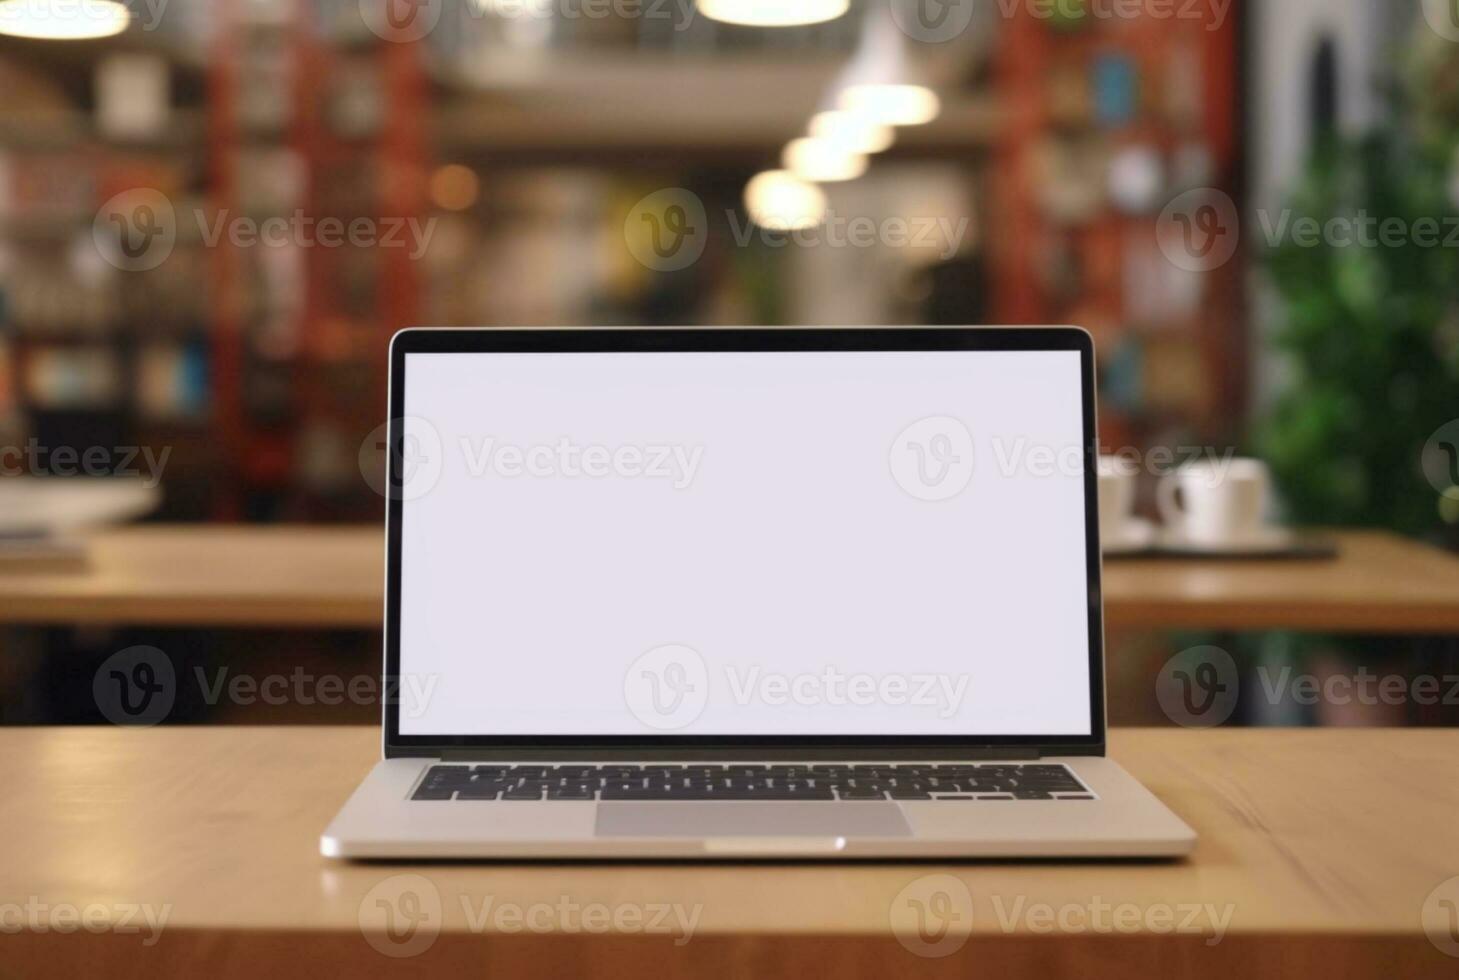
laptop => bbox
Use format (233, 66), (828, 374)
(321, 327), (1196, 859)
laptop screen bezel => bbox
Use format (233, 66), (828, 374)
(381, 328), (1106, 757)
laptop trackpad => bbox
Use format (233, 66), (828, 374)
(595, 802), (912, 838)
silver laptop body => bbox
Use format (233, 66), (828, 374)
(322, 327), (1195, 859)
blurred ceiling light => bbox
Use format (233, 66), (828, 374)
(0, 0), (130, 39)
(697, 0), (849, 28)
(835, 4), (941, 127)
(782, 137), (866, 183)
(429, 164), (481, 212)
(840, 84), (940, 127)
(744, 170), (827, 231)
(808, 110), (895, 155)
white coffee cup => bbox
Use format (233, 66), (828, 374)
(1156, 458), (1272, 546)
(1097, 455), (1140, 541)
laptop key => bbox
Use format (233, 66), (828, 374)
(596, 767), (642, 780)
(423, 765), (474, 782)
(508, 766), (550, 779)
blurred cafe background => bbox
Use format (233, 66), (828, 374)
(1, 0), (1458, 728)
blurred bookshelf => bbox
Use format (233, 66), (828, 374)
(0, 0), (1250, 525)
(991, 3), (1246, 454)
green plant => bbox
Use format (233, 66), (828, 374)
(1256, 38), (1459, 539)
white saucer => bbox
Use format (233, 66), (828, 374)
(1157, 525), (1298, 555)
(1102, 518), (1157, 555)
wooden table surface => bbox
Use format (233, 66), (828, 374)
(2, 525), (1458, 633)
(2, 726), (1455, 978)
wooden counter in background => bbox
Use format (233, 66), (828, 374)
(1, 526), (1459, 633)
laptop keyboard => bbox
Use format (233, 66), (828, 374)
(411, 763), (1094, 801)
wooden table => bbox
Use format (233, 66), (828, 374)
(2, 726), (1455, 978)
(1, 526), (1458, 634)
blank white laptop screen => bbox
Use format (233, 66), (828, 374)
(397, 349), (1093, 737)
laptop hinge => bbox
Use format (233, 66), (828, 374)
(432, 746), (1043, 762)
